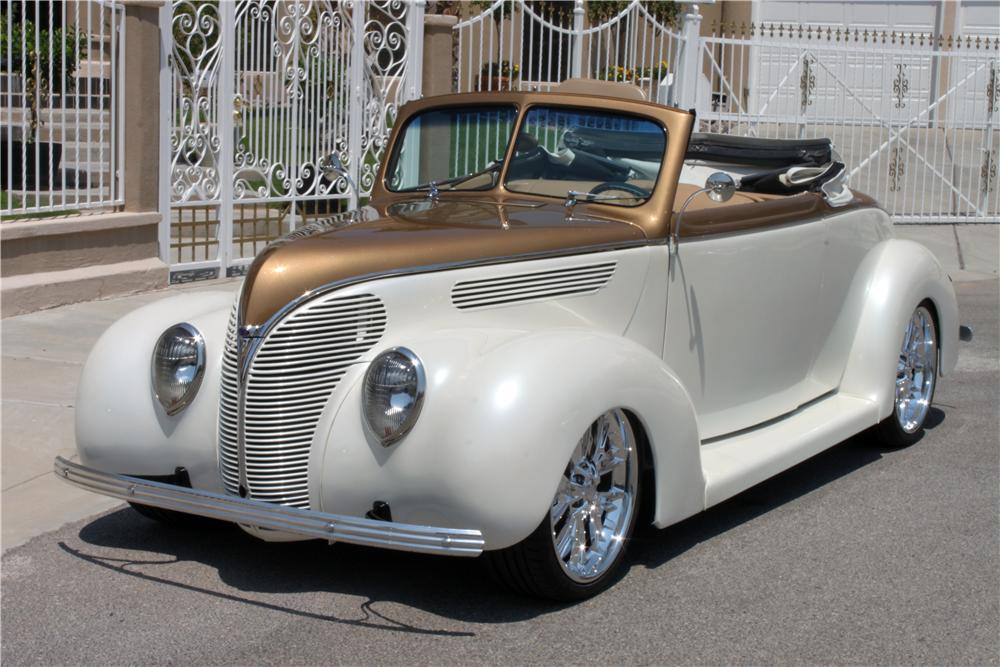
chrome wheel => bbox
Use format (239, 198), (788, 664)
(895, 305), (937, 434)
(549, 409), (639, 584)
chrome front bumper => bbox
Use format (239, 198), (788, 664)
(53, 457), (485, 557)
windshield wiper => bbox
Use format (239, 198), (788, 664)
(396, 160), (503, 199)
(397, 160), (503, 197)
(563, 189), (647, 210)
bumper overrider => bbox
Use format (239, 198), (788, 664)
(53, 457), (485, 556)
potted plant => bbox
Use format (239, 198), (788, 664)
(0, 11), (87, 190)
(479, 60), (520, 91)
(601, 65), (637, 83)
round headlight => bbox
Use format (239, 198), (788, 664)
(362, 347), (426, 446)
(151, 323), (206, 416)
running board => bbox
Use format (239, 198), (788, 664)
(701, 394), (879, 508)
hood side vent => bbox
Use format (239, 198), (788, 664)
(451, 261), (617, 310)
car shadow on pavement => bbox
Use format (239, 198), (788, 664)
(628, 410), (944, 568)
(62, 410), (944, 627)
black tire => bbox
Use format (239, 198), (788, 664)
(485, 409), (643, 602)
(874, 301), (938, 449)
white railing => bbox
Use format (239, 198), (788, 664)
(454, 0), (683, 104)
(455, 4), (997, 223)
(697, 24), (1000, 222)
(1, 0), (125, 217)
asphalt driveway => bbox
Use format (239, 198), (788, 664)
(1, 280), (997, 665)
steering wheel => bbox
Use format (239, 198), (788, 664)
(589, 181), (649, 198)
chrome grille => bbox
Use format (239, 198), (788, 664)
(218, 293), (387, 509)
(218, 297), (241, 496)
(451, 262), (617, 310)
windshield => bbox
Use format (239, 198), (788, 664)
(504, 106), (666, 206)
(385, 105), (518, 192)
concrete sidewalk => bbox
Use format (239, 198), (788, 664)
(1, 224), (997, 552)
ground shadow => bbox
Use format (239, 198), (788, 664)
(65, 413), (942, 626)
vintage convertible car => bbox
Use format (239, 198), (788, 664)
(56, 80), (969, 601)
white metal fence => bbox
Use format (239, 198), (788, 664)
(454, 2), (998, 223)
(1, 0), (125, 217)
(163, 0), (423, 280)
(699, 24), (999, 222)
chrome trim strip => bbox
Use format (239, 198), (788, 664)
(54, 457), (485, 557)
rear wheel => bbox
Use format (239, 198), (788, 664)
(486, 408), (641, 601)
(876, 302), (938, 448)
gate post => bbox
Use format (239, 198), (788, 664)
(675, 4), (702, 110)
(406, 0), (426, 101)
(348, 2), (365, 209)
(158, 1), (172, 265)
(423, 14), (458, 97)
(571, 0), (584, 78)
(217, 0), (235, 273)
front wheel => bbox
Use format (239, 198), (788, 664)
(485, 409), (642, 601)
(875, 302), (938, 448)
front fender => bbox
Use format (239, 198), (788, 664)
(839, 239), (959, 420)
(317, 328), (704, 550)
(75, 291), (234, 491)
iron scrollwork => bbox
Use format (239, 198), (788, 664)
(982, 150), (997, 196)
(987, 61), (997, 116)
(358, 0), (410, 195)
(892, 63), (909, 109)
(888, 146), (906, 192)
(170, 1), (223, 203)
(799, 54), (815, 113)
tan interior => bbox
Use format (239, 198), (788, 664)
(451, 172), (496, 190)
(672, 183), (786, 211)
(506, 179), (787, 210)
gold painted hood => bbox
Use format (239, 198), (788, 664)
(239, 198), (647, 326)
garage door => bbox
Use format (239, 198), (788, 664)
(749, 1), (943, 122)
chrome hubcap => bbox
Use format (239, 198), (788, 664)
(549, 409), (638, 583)
(895, 306), (937, 434)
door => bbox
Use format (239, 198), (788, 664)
(663, 218), (830, 440)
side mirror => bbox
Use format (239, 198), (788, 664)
(320, 152), (359, 202)
(705, 171), (736, 202)
(672, 171), (738, 252)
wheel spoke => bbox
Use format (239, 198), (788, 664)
(554, 509), (579, 560)
(549, 477), (576, 524)
(587, 506), (605, 547)
(597, 455), (624, 476)
(568, 511), (587, 565)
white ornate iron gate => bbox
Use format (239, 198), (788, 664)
(454, 0), (684, 104)
(161, 0), (423, 281)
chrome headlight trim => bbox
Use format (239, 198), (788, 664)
(362, 347), (426, 447)
(151, 322), (206, 416)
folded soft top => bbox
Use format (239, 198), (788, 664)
(685, 133), (832, 167)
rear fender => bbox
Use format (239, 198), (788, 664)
(839, 239), (958, 421)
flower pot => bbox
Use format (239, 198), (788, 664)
(1, 140), (63, 189)
(478, 74), (513, 92)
